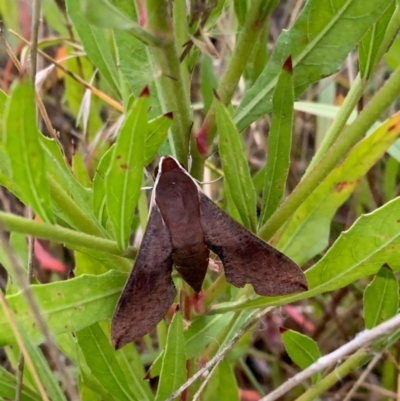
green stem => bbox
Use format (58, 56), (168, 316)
(306, 74), (366, 173)
(258, 61), (400, 240)
(295, 349), (369, 401)
(197, 0), (273, 157)
(0, 211), (136, 259)
(146, 0), (192, 167)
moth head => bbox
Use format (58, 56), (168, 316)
(154, 156), (186, 178)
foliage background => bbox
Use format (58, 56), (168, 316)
(0, 0), (400, 400)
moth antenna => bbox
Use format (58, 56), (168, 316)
(195, 175), (223, 185)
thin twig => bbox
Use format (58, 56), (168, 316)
(1, 33), (57, 139)
(165, 307), (272, 401)
(9, 29), (124, 112)
(259, 313), (400, 401)
(342, 352), (383, 401)
(15, 0), (43, 396)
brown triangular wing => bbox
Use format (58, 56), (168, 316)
(199, 192), (307, 296)
(111, 205), (177, 349)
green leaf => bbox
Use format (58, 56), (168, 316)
(72, 150), (91, 188)
(57, 333), (121, 401)
(277, 112), (400, 265)
(65, 0), (120, 95)
(0, 89), (7, 142)
(93, 145), (114, 225)
(150, 312), (234, 377)
(383, 156), (399, 202)
(21, 333), (68, 401)
(233, 0), (248, 26)
(364, 265), (399, 329)
(3, 77), (54, 223)
(76, 323), (137, 401)
(0, 270), (127, 346)
(359, 1), (395, 78)
(145, 113), (173, 164)
(42, 0), (69, 36)
(200, 55), (219, 113)
(215, 101), (257, 231)
(155, 311), (187, 401)
(260, 57), (294, 224)
(116, 344), (153, 401)
(81, 0), (138, 30)
(106, 93), (148, 249)
(235, 0), (390, 131)
(281, 329), (321, 384)
(204, 359), (240, 401)
(0, 365), (41, 401)
(306, 196), (400, 293)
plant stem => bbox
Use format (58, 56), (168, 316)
(0, 211), (136, 259)
(146, 0), (192, 167)
(258, 62), (400, 241)
(306, 74), (366, 173)
(295, 349), (369, 401)
(195, 0), (273, 165)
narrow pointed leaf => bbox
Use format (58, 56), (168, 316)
(106, 93), (148, 249)
(0, 366), (41, 401)
(155, 311), (187, 401)
(359, 1), (395, 78)
(261, 56), (294, 224)
(81, 0), (138, 30)
(204, 359), (240, 401)
(20, 333), (68, 401)
(145, 113), (173, 164)
(65, 0), (120, 94)
(76, 323), (137, 401)
(364, 265), (399, 329)
(4, 77), (54, 223)
(215, 101), (257, 231)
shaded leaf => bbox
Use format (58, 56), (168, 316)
(282, 329), (321, 383)
(359, 1), (395, 78)
(215, 101), (257, 231)
(0, 365), (41, 401)
(145, 113), (173, 164)
(76, 323), (137, 401)
(364, 265), (399, 329)
(155, 311), (187, 401)
(204, 359), (240, 401)
(150, 312), (234, 377)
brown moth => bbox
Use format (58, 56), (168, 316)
(111, 156), (307, 349)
